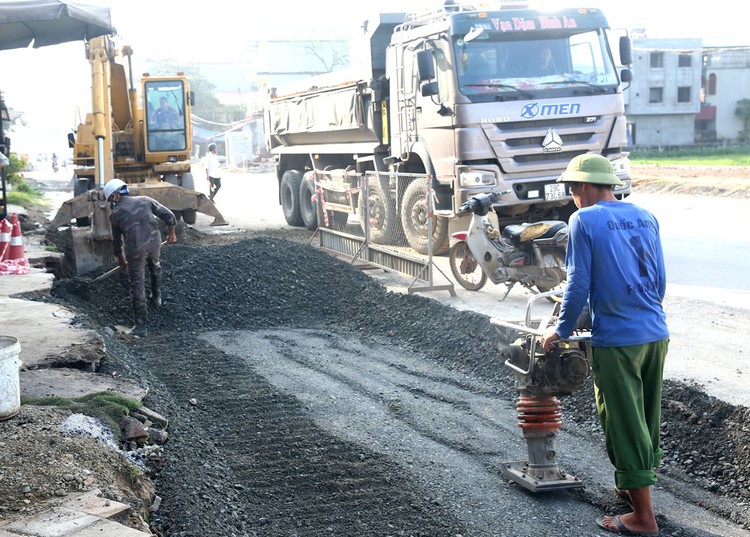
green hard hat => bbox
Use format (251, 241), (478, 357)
(557, 154), (624, 186)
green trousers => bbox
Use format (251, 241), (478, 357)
(591, 339), (669, 490)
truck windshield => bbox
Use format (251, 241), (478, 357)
(453, 29), (619, 101)
(145, 81), (187, 152)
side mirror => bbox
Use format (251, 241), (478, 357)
(188, 91), (195, 107)
(620, 69), (633, 83)
(67, 132), (75, 149)
(619, 36), (633, 66)
(421, 81), (439, 97)
(417, 49), (435, 82)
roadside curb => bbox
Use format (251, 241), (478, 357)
(0, 489), (151, 536)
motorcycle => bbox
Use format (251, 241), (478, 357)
(448, 189), (569, 300)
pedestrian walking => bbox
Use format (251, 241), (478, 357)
(103, 179), (177, 337)
(541, 154), (669, 537)
(205, 143), (222, 201)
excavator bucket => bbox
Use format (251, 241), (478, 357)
(50, 183), (228, 276)
(127, 182), (229, 226)
(51, 183), (229, 228)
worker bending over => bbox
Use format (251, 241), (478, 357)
(103, 179), (178, 337)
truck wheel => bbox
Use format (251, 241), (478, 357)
(400, 180), (449, 255)
(281, 170), (303, 226)
(449, 241), (487, 291)
(180, 173), (197, 224)
(358, 178), (397, 244)
(299, 176), (318, 230)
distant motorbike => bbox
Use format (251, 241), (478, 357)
(448, 190), (568, 300)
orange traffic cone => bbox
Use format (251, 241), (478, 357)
(6, 213), (25, 261)
(0, 214), (28, 275)
(0, 218), (10, 261)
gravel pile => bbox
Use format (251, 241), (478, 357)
(46, 235), (750, 535)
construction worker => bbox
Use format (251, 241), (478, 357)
(542, 154), (668, 537)
(205, 143), (222, 201)
(103, 179), (178, 337)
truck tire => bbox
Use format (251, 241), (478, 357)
(358, 178), (398, 244)
(400, 180), (449, 255)
(180, 173), (197, 225)
(281, 170), (303, 227)
(299, 176), (318, 230)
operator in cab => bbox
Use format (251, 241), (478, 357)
(103, 179), (178, 337)
(151, 96), (180, 129)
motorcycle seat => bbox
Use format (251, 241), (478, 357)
(502, 220), (566, 244)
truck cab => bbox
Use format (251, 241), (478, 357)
(390, 6), (633, 235)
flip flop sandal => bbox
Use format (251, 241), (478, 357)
(615, 487), (635, 510)
(596, 515), (659, 536)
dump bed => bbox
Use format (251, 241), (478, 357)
(265, 80), (382, 152)
(265, 13), (405, 154)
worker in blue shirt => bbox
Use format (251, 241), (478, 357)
(542, 154), (669, 537)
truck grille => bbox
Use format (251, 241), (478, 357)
(498, 116), (600, 131)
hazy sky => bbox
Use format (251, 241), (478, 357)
(1, 0), (746, 158)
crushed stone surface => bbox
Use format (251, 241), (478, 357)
(3, 165), (749, 535)
(35, 233), (750, 536)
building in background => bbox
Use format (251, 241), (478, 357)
(624, 39), (703, 147)
(624, 37), (750, 148)
(699, 46), (750, 143)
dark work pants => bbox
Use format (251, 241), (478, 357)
(126, 249), (161, 303)
(209, 177), (221, 199)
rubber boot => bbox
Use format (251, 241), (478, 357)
(150, 272), (162, 308)
(130, 300), (148, 337)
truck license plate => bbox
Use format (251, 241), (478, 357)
(545, 183), (566, 201)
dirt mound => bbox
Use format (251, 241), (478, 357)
(631, 164), (750, 198)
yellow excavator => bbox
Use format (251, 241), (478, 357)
(52, 34), (227, 275)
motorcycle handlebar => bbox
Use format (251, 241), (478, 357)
(458, 188), (513, 214)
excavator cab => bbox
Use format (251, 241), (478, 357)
(144, 78), (192, 159)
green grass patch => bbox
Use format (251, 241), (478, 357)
(631, 146), (750, 166)
(21, 391), (143, 439)
(6, 190), (48, 208)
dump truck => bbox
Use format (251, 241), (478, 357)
(265, 4), (633, 254)
(52, 34), (227, 275)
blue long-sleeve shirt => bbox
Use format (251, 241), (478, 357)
(556, 200), (669, 347)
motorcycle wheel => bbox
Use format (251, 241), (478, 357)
(449, 241), (487, 291)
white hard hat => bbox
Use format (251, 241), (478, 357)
(103, 179), (127, 200)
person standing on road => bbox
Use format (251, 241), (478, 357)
(205, 143), (222, 201)
(541, 154), (669, 537)
(103, 179), (178, 337)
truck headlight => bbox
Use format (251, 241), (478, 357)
(610, 155), (631, 191)
(459, 170), (497, 187)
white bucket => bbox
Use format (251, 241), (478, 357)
(0, 336), (21, 420)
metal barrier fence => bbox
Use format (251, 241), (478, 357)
(310, 170), (455, 297)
